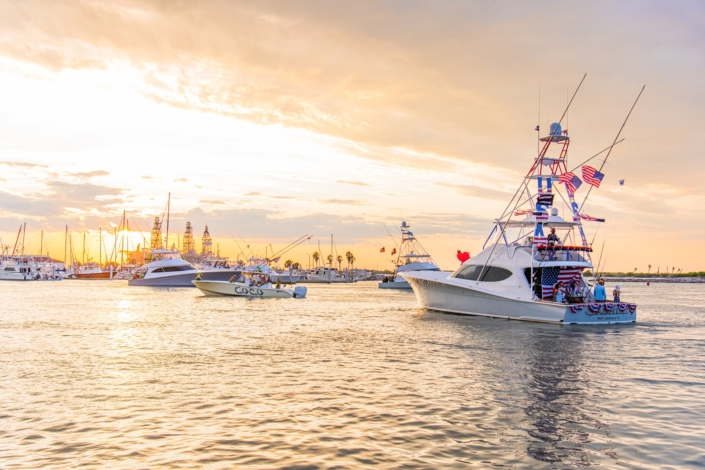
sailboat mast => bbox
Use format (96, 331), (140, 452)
(99, 226), (102, 266)
(121, 211), (125, 267)
(82, 233), (86, 265)
(165, 192), (171, 250)
(64, 225), (68, 268)
(12, 225), (21, 257)
(22, 222), (26, 255)
(40, 230), (43, 256)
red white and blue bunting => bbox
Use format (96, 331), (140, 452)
(570, 303), (637, 315)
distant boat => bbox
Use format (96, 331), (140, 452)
(128, 249), (238, 287)
(378, 221), (441, 289)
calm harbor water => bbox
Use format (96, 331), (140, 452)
(1, 281), (704, 469)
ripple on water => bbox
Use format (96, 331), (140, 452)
(0, 281), (704, 468)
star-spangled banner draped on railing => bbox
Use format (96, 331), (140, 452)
(582, 166), (605, 187)
(540, 267), (584, 298)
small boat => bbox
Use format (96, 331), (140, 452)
(192, 273), (307, 298)
(378, 221), (441, 289)
(74, 262), (112, 279)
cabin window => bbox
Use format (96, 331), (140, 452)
(479, 266), (513, 282)
(4, 267), (14, 271)
(453, 265), (485, 281)
(162, 266), (193, 272)
(453, 265), (513, 282)
(151, 268), (165, 273)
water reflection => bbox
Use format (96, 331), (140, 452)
(522, 328), (606, 466)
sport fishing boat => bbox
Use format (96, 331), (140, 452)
(378, 221), (441, 289)
(74, 262), (112, 279)
(402, 83), (642, 324)
(128, 249), (238, 287)
(192, 273), (307, 298)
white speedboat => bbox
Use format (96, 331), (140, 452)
(192, 273), (307, 298)
(402, 118), (637, 325)
(128, 250), (237, 287)
(379, 221), (441, 289)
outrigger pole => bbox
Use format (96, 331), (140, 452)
(579, 85), (645, 212)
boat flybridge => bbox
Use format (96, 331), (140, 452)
(379, 221), (441, 289)
(402, 112), (638, 324)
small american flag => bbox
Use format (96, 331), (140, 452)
(559, 172), (582, 194)
(579, 213), (605, 222)
(619, 179), (625, 186)
(534, 211), (548, 221)
(582, 166), (605, 187)
(533, 236), (547, 247)
(515, 209), (534, 216)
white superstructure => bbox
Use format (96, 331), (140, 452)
(379, 221), (441, 289)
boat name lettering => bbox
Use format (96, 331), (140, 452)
(233, 287), (264, 296)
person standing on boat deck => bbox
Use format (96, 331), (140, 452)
(593, 279), (607, 302)
(547, 228), (559, 260)
(456, 249), (470, 264)
(613, 285), (621, 302)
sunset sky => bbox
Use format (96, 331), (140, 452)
(0, 1), (703, 271)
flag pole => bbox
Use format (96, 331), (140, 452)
(579, 85), (645, 212)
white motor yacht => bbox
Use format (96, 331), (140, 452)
(300, 266), (353, 283)
(402, 117), (638, 325)
(128, 250), (238, 287)
(379, 222), (441, 289)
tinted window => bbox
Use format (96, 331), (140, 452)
(480, 266), (513, 282)
(163, 266), (194, 272)
(453, 265), (485, 281)
(151, 268), (165, 273)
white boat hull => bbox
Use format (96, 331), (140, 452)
(192, 280), (307, 298)
(128, 270), (237, 287)
(402, 273), (636, 325)
(378, 280), (411, 289)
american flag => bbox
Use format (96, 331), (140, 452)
(533, 236), (547, 247)
(579, 213), (605, 222)
(391, 248), (397, 255)
(559, 172), (582, 194)
(541, 267), (583, 298)
(619, 179), (625, 186)
(535, 211), (549, 221)
(380, 247), (385, 253)
(582, 166), (605, 187)
(515, 209), (534, 216)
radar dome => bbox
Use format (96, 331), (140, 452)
(550, 207), (559, 216)
(549, 122), (562, 136)
(402, 221), (407, 227)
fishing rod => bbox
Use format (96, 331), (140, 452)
(267, 234), (313, 261)
(569, 139), (625, 173)
(593, 239), (606, 284)
(580, 86), (645, 212)
(379, 219), (400, 250)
